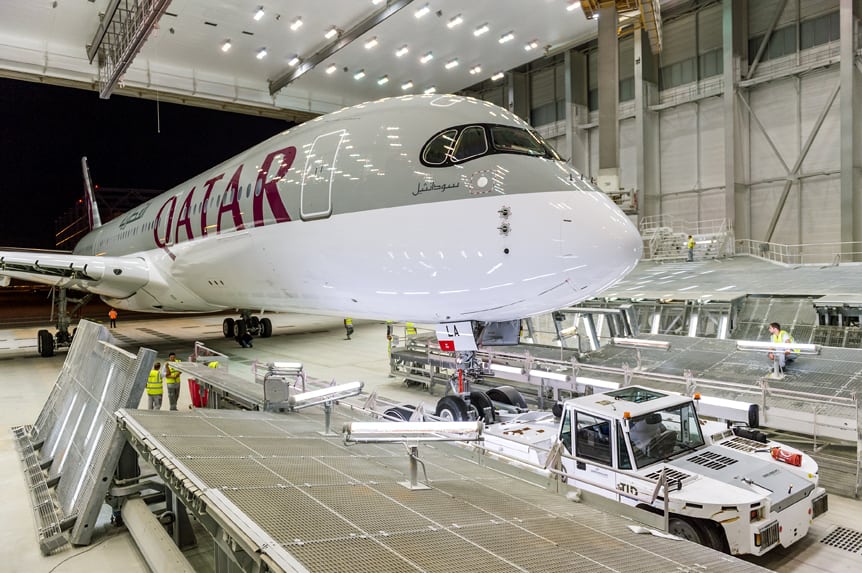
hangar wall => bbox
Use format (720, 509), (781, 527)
(468, 0), (860, 249)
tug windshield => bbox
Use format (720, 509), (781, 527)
(628, 402), (705, 468)
(421, 123), (560, 166)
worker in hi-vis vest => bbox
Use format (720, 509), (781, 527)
(146, 362), (163, 410)
(686, 235), (695, 262)
(344, 317), (354, 340)
(405, 322), (417, 336)
(164, 352), (182, 410)
(767, 322), (799, 372)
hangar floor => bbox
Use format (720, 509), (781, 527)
(1, 312), (861, 572)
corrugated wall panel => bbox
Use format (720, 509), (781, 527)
(697, 4), (723, 53)
(531, 68), (555, 107)
(800, 70), (840, 174)
(588, 127), (599, 176)
(588, 50), (598, 90)
(484, 86), (506, 107)
(800, 0), (838, 21)
(620, 37), (634, 80)
(699, 189), (726, 220)
(659, 104), (698, 194)
(661, 193), (699, 222)
(801, 179), (841, 243)
(748, 0), (798, 37)
(555, 63), (565, 101)
(749, 183), (790, 241)
(619, 118), (637, 189)
(662, 14), (697, 65)
(698, 97), (724, 189)
(748, 79), (798, 182)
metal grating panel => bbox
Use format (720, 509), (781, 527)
(29, 320), (154, 545)
(820, 526), (862, 553)
(118, 408), (774, 573)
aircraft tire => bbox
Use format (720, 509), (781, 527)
(260, 318), (273, 338)
(468, 391), (496, 423)
(38, 329), (54, 358)
(383, 405), (416, 421)
(487, 385), (527, 409)
(250, 316), (260, 329)
(435, 395), (469, 422)
(235, 320), (247, 337)
(223, 318), (235, 338)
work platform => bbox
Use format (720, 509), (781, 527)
(117, 406), (771, 573)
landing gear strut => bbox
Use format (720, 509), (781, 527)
(222, 311), (273, 340)
(37, 287), (91, 357)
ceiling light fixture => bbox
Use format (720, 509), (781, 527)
(256, 47), (267, 59)
(396, 45), (409, 57)
(401, 80), (414, 90)
(326, 63), (337, 74)
(469, 64), (481, 75)
(524, 39), (539, 51)
(373, 0), (385, 4)
(474, 23), (489, 37)
(324, 26), (338, 39)
(288, 55), (300, 66)
(290, 17), (303, 31)
(444, 58), (459, 69)
(354, 69), (366, 80)
(420, 51), (433, 64)
(491, 71), (505, 81)
(566, 1), (579, 11)
(254, 7), (265, 21)
(364, 37), (378, 49)
(221, 39), (232, 52)
(447, 14), (463, 28)
(424, 86), (437, 94)
(499, 31), (514, 44)
(414, 3), (430, 18)
(377, 75), (389, 85)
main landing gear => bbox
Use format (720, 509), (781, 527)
(222, 311), (273, 340)
(37, 287), (91, 358)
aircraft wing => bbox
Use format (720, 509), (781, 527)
(0, 250), (149, 298)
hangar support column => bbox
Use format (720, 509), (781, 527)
(597, 4), (620, 195)
(634, 29), (660, 220)
(840, 0), (862, 256)
(564, 50), (590, 175)
(722, 0), (749, 240)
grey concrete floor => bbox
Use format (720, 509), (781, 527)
(1, 313), (861, 572)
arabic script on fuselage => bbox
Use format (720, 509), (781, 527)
(413, 181), (460, 196)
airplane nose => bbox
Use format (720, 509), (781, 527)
(557, 191), (641, 294)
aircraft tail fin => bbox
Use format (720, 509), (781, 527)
(81, 156), (102, 230)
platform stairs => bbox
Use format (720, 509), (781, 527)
(640, 216), (733, 262)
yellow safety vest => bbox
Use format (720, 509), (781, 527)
(686, 238), (695, 249)
(771, 330), (800, 353)
(208, 361), (219, 368)
(165, 359), (181, 384)
(146, 369), (163, 395)
(405, 322), (417, 335)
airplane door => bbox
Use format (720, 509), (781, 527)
(300, 129), (346, 220)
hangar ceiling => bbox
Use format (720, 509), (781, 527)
(0, 0), (600, 119)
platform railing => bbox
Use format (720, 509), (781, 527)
(735, 239), (862, 266)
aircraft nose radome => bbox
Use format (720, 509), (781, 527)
(556, 193), (642, 293)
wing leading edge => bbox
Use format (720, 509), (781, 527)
(0, 250), (149, 299)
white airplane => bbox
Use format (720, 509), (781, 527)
(0, 94), (641, 356)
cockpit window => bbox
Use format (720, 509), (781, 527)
(422, 129), (457, 165)
(452, 126), (488, 162)
(491, 126), (561, 160)
(420, 123), (560, 167)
